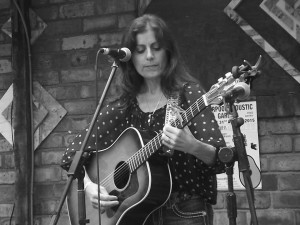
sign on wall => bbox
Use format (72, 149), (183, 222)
(260, 0), (300, 44)
(212, 101), (262, 190)
(225, 0), (300, 84)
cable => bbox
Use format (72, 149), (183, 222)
(9, 202), (15, 225)
(95, 49), (102, 224)
(9, 101), (15, 225)
(11, 1), (34, 225)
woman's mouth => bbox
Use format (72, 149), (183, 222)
(144, 65), (159, 70)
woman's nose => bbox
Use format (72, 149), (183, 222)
(146, 48), (154, 60)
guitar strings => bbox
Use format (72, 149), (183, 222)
(100, 139), (162, 190)
(98, 132), (163, 188)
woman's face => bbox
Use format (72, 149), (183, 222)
(132, 25), (168, 80)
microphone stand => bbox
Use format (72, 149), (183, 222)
(218, 93), (259, 225)
(49, 59), (120, 225)
(218, 149), (237, 225)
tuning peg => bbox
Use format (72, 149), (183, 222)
(232, 65), (249, 78)
(225, 72), (232, 79)
(253, 55), (262, 69)
(218, 77), (224, 83)
(243, 55), (262, 71)
(243, 60), (252, 68)
(232, 66), (240, 78)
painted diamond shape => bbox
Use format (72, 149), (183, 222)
(2, 101), (12, 124)
(1, 8), (47, 44)
(33, 81), (67, 150)
(0, 82), (67, 150)
(1, 17), (11, 38)
(29, 8), (47, 44)
(32, 95), (48, 132)
(0, 84), (13, 145)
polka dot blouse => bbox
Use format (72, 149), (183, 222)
(61, 83), (226, 205)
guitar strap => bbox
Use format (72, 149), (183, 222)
(163, 94), (183, 156)
(165, 94), (183, 126)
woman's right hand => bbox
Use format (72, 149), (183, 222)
(85, 182), (119, 213)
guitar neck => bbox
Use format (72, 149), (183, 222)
(174, 95), (208, 129)
(127, 131), (163, 172)
(127, 95), (208, 172)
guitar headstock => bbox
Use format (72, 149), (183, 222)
(205, 55), (262, 106)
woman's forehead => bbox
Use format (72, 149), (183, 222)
(136, 26), (158, 45)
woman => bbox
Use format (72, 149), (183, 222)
(61, 14), (225, 225)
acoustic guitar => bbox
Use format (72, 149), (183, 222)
(67, 58), (261, 225)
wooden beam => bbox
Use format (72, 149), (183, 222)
(11, 0), (33, 224)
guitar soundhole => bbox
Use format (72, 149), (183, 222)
(114, 161), (130, 189)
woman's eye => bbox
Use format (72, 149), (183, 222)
(135, 46), (145, 53)
(152, 44), (161, 50)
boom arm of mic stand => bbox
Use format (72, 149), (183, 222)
(49, 60), (120, 225)
(224, 96), (259, 225)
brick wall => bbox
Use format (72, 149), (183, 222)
(0, 0), (299, 225)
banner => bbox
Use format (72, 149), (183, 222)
(212, 101), (262, 190)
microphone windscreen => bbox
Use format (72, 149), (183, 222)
(234, 82), (250, 100)
(120, 47), (131, 62)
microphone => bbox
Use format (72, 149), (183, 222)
(99, 47), (131, 62)
(224, 82), (250, 101)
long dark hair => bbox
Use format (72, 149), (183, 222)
(109, 14), (197, 105)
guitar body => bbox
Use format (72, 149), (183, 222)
(67, 127), (172, 225)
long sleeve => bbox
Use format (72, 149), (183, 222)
(182, 83), (226, 174)
(61, 100), (130, 171)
